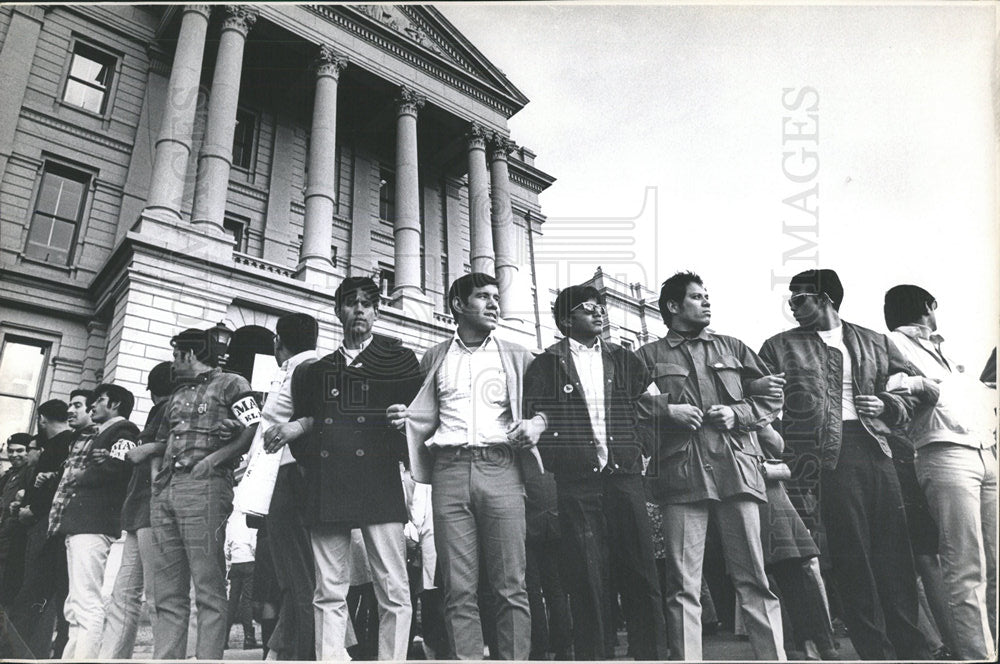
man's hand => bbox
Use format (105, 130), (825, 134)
(506, 415), (546, 448)
(667, 404), (704, 430)
(855, 395), (885, 417)
(917, 376), (941, 403)
(705, 405), (737, 430)
(33, 471), (56, 488)
(8, 500), (20, 515)
(190, 456), (217, 480)
(17, 506), (34, 524)
(748, 373), (786, 399)
(125, 443), (155, 465)
(218, 419), (244, 442)
(386, 404), (409, 432)
(263, 421), (305, 454)
(90, 448), (110, 463)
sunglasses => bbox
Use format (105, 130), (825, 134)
(788, 292), (823, 308)
(571, 302), (607, 316)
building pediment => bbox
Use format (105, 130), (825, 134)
(311, 4), (529, 117)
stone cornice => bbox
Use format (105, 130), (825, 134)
(508, 158), (556, 194)
(21, 108), (132, 154)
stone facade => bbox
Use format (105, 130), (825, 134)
(0, 4), (555, 449)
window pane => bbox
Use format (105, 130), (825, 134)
(0, 397), (36, 453)
(0, 340), (47, 398)
(232, 110), (254, 170)
(49, 219), (75, 251)
(65, 45), (113, 113)
(36, 172), (85, 219)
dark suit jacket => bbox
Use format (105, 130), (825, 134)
(60, 418), (139, 537)
(524, 338), (652, 478)
(290, 333), (423, 526)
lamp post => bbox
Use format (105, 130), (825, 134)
(210, 321), (233, 367)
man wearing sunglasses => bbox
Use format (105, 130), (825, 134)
(523, 285), (667, 660)
(635, 271), (785, 661)
(758, 269), (930, 660)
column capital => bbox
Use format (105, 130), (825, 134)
(466, 122), (488, 151)
(488, 132), (512, 163)
(396, 86), (426, 118)
(315, 44), (348, 79)
(184, 4), (213, 20)
(221, 5), (258, 37)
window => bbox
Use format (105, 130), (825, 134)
(379, 168), (395, 223)
(223, 214), (249, 253)
(63, 42), (116, 114)
(378, 264), (395, 296)
(24, 163), (90, 265)
(0, 337), (49, 449)
(232, 107), (257, 171)
(621, 339), (634, 351)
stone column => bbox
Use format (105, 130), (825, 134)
(489, 133), (523, 321)
(466, 122), (494, 275)
(391, 86), (425, 297)
(298, 45), (347, 284)
(190, 5), (257, 232)
(145, 5), (211, 220)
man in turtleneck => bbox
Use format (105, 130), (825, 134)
(636, 271), (785, 662)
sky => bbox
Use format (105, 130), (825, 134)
(439, 1), (998, 369)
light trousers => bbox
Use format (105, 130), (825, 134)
(916, 442), (998, 660)
(310, 521), (411, 661)
(99, 528), (157, 659)
(62, 532), (113, 660)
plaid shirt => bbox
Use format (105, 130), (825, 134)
(47, 425), (98, 537)
(155, 367), (255, 470)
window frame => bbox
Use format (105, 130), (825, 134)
(223, 213), (251, 254)
(22, 160), (94, 266)
(60, 37), (121, 118)
(231, 106), (259, 173)
(379, 167), (396, 225)
(0, 334), (51, 446)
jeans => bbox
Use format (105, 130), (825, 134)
(62, 533), (113, 659)
(150, 471), (233, 660)
(98, 528), (157, 659)
(916, 442), (998, 659)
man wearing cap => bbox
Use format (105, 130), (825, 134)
(759, 268), (930, 660)
(149, 327), (261, 660)
(99, 361), (174, 659)
(0, 434), (33, 603)
(49, 383), (138, 659)
(265, 279), (422, 661)
(523, 284), (667, 660)
(635, 271), (785, 661)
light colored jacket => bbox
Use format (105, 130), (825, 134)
(405, 335), (542, 483)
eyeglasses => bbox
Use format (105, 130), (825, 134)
(788, 292), (820, 308)
(571, 302), (607, 316)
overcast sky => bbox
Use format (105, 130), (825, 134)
(440, 1), (998, 368)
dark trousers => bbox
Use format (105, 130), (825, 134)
(526, 535), (572, 659)
(6, 521), (66, 658)
(556, 472), (668, 660)
(821, 423), (930, 660)
(266, 464), (316, 660)
(227, 561), (255, 639)
(769, 558), (835, 652)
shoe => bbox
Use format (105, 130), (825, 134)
(702, 620), (721, 636)
(818, 646), (842, 660)
(243, 638), (259, 650)
(932, 645), (954, 660)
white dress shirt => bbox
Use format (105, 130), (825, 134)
(569, 337), (608, 469)
(433, 333), (513, 447)
(817, 325), (859, 420)
(339, 334), (373, 367)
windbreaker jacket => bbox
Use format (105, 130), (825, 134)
(523, 338), (652, 478)
(758, 321), (918, 471)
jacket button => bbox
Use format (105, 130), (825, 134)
(361, 384), (369, 391)
(703, 464), (712, 471)
(330, 388), (339, 397)
(552, 432), (559, 437)
(614, 464), (620, 469)
(324, 418), (333, 424)
(609, 436), (614, 441)
(357, 416), (366, 423)
(590, 440), (596, 445)
(593, 467), (599, 472)
(320, 450), (329, 459)
(356, 449), (365, 457)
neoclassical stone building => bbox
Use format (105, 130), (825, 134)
(0, 3), (555, 445)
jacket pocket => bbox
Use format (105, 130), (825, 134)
(708, 354), (744, 402)
(653, 363), (689, 397)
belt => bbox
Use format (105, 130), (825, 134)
(432, 443), (515, 460)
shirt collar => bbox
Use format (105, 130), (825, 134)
(568, 336), (602, 354)
(665, 327), (714, 348)
(895, 323), (938, 342)
(452, 331), (495, 354)
(282, 349), (318, 372)
(339, 334), (373, 357)
(97, 415), (125, 433)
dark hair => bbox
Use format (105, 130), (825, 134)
(658, 271), (703, 326)
(447, 273), (499, 318)
(37, 399), (69, 422)
(170, 328), (217, 366)
(552, 285), (604, 335)
(5, 433), (32, 450)
(334, 277), (380, 311)
(69, 389), (95, 407)
(884, 284), (935, 331)
(94, 383), (135, 419)
(147, 361), (175, 398)
(275, 313), (318, 355)
(789, 269), (844, 311)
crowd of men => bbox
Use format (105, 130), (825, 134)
(0, 268), (996, 662)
